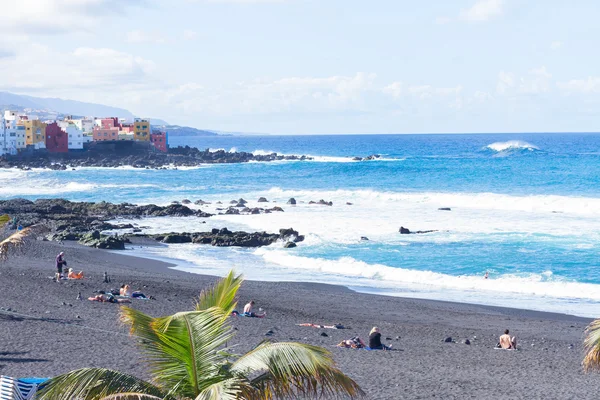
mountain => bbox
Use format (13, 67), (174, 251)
(0, 92), (135, 119)
(156, 125), (219, 137)
(0, 91), (221, 136)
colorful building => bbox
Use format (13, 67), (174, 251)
(92, 126), (119, 141)
(45, 122), (68, 153)
(23, 120), (47, 149)
(133, 118), (150, 141)
(96, 117), (119, 129)
(150, 131), (168, 152)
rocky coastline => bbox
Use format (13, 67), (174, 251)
(0, 146), (313, 170)
(0, 198), (303, 250)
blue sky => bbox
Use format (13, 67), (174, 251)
(1, 0), (600, 134)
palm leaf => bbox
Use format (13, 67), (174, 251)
(194, 377), (255, 400)
(231, 341), (364, 399)
(121, 307), (235, 398)
(36, 368), (167, 400)
(583, 319), (600, 371)
(0, 224), (48, 261)
(195, 270), (243, 314)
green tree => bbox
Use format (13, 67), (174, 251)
(38, 271), (364, 400)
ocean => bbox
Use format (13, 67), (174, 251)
(2, 133), (600, 317)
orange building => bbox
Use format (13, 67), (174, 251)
(133, 118), (150, 141)
(92, 126), (120, 141)
(24, 120), (47, 149)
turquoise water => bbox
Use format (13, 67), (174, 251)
(2, 133), (600, 316)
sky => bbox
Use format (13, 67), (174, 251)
(1, 0), (600, 134)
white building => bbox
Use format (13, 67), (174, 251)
(66, 124), (84, 150)
(0, 118), (24, 155)
(73, 118), (94, 134)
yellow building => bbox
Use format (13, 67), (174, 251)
(133, 118), (150, 141)
(24, 120), (47, 149)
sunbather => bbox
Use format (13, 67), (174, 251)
(67, 268), (84, 280)
(88, 293), (131, 303)
(120, 284), (149, 299)
(499, 329), (517, 349)
(337, 336), (366, 349)
(369, 327), (391, 350)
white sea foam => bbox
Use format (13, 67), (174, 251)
(486, 140), (539, 152)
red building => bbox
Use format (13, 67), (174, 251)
(98, 117), (119, 129)
(150, 131), (168, 152)
(45, 122), (68, 153)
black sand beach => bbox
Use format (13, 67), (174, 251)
(0, 240), (598, 399)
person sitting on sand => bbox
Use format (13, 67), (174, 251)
(88, 293), (131, 304)
(499, 329), (517, 349)
(369, 327), (391, 350)
(243, 300), (266, 318)
(67, 268), (84, 280)
(55, 251), (67, 282)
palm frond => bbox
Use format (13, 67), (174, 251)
(37, 368), (166, 400)
(583, 319), (600, 371)
(0, 225), (48, 261)
(100, 394), (165, 400)
(231, 341), (364, 399)
(194, 377), (254, 400)
(121, 307), (235, 398)
(195, 270), (243, 314)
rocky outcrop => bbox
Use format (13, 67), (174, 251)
(287, 198), (297, 205)
(309, 199), (333, 206)
(257, 197), (269, 203)
(150, 227), (304, 248)
(220, 206), (284, 215)
(0, 198), (213, 249)
(353, 154), (382, 161)
(0, 146), (314, 170)
(399, 226), (438, 234)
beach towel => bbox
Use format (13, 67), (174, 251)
(0, 376), (47, 400)
(297, 323), (346, 329)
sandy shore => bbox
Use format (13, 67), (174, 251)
(0, 239), (598, 399)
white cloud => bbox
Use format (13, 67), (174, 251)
(460, 0), (504, 22)
(557, 77), (600, 93)
(496, 71), (515, 94)
(473, 90), (493, 102)
(383, 82), (403, 98)
(126, 30), (167, 44)
(551, 41), (563, 50)
(497, 67), (553, 95)
(0, 44), (155, 93)
(0, 0), (145, 34)
(183, 30), (198, 40)
(408, 85), (462, 99)
(519, 66), (552, 94)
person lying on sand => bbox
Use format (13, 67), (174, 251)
(242, 300), (266, 318)
(499, 329), (517, 349)
(337, 336), (366, 349)
(88, 293), (131, 304)
(120, 284), (150, 299)
(297, 323), (346, 329)
(67, 268), (84, 280)
(369, 327), (392, 350)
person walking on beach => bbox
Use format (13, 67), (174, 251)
(55, 251), (67, 282)
(499, 329), (517, 349)
(369, 327), (391, 350)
